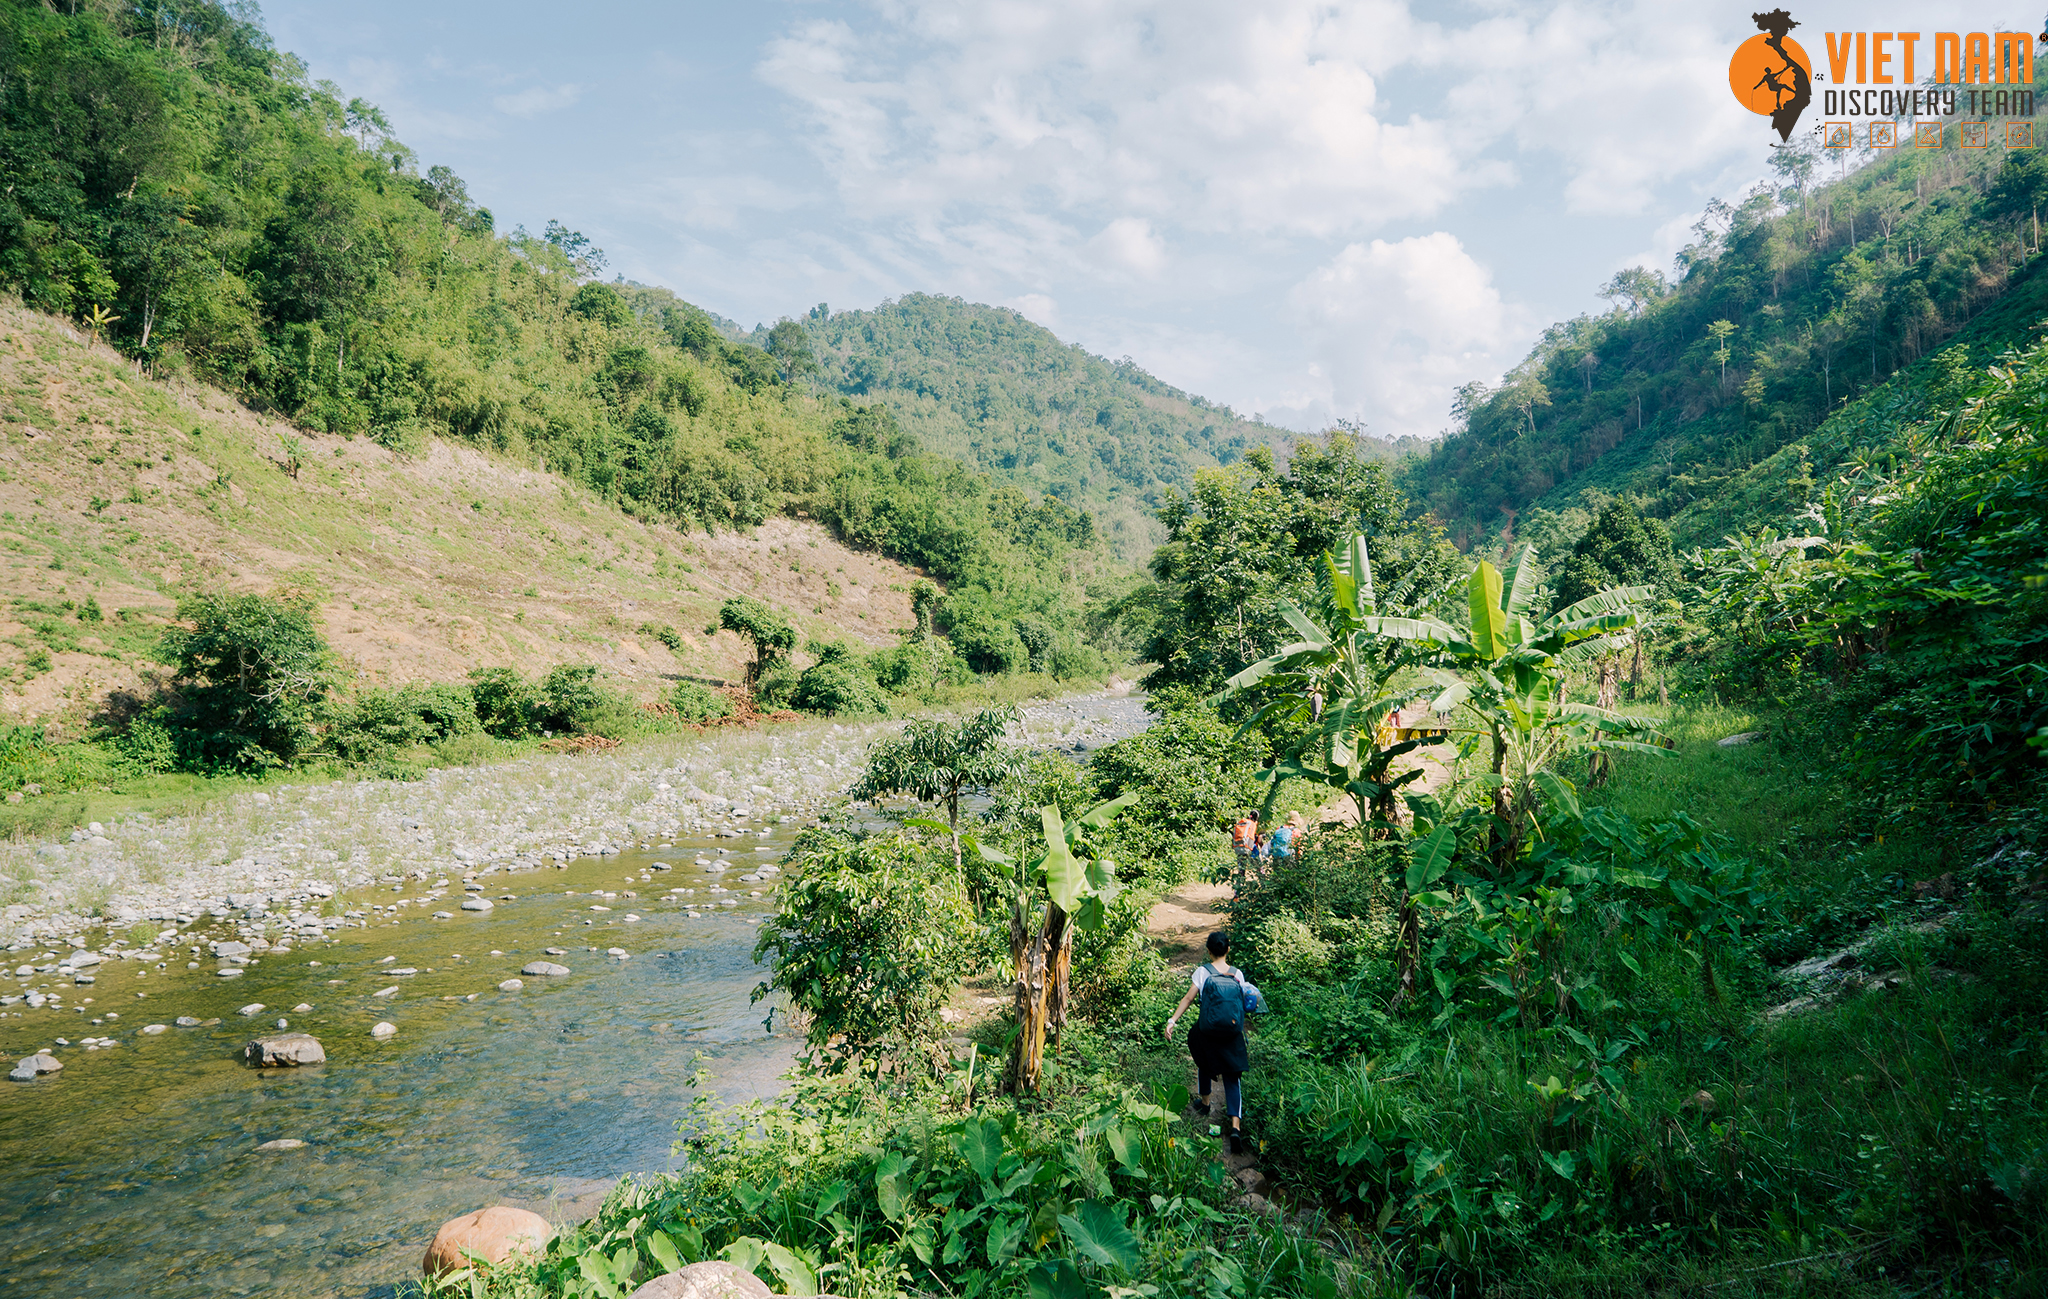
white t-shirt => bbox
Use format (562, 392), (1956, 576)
(1191, 964), (1248, 994)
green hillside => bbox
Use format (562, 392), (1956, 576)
(0, 0), (1139, 687)
(1405, 120), (2048, 550)
(789, 295), (1416, 559)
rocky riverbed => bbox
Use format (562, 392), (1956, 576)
(0, 687), (1153, 1298)
(2, 687), (1150, 1011)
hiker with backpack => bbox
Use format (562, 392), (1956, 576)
(1230, 812), (1260, 878)
(1164, 931), (1261, 1154)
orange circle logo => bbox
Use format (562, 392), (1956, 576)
(1729, 32), (1811, 116)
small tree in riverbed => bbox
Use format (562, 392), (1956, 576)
(850, 705), (1021, 868)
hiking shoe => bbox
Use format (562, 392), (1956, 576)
(1228, 1129), (1248, 1155)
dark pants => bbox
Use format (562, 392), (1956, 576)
(1198, 1071), (1243, 1118)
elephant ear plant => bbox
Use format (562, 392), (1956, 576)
(981, 790), (1139, 1094)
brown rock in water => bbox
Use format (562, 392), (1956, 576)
(626, 1262), (773, 1299)
(420, 1205), (553, 1276)
(243, 1033), (326, 1067)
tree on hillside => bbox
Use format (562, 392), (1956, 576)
(716, 597), (797, 689)
(1554, 499), (1679, 608)
(765, 319), (817, 383)
(850, 705), (1023, 869)
(1143, 434), (1461, 693)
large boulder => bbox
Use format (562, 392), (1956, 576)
(420, 1205), (554, 1276)
(244, 1033), (326, 1067)
(521, 961), (571, 977)
(626, 1262), (772, 1299)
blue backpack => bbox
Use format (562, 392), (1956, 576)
(1194, 964), (1246, 1033)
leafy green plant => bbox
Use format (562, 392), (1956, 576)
(155, 590), (333, 770)
(751, 829), (976, 1072)
(850, 705), (1021, 868)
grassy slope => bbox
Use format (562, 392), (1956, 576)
(0, 303), (920, 729)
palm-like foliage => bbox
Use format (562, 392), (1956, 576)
(850, 705), (1022, 868)
(981, 792), (1138, 1094)
(1370, 545), (1668, 872)
(1223, 533), (1453, 839)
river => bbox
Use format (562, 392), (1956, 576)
(0, 830), (798, 1298)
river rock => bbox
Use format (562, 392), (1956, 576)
(461, 898), (494, 912)
(498, 979), (524, 991)
(420, 1205), (554, 1276)
(370, 1021), (397, 1039)
(521, 961), (570, 977)
(175, 1016), (202, 1027)
(216, 968), (244, 978)
(238, 1003), (266, 1016)
(544, 947), (567, 955)
(140, 1024), (168, 1035)
(212, 940), (252, 959)
(244, 1033), (326, 1067)
(626, 1263), (773, 1299)
(13, 1052), (62, 1077)
(256, 1138), (306, 1152)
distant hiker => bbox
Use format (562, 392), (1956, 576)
(1164, 931), (1261, 1155)
(1230, 812), (1260, 872)
(1267, 812), (1303, 862)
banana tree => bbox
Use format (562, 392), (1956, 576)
(984, 791), (1138, 1094)
(1368, 546), (1668, 875)
(1222, 533), (1452, 842)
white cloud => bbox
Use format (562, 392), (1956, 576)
(1004, 293), (1060, 329)
(1283, 233), (1522, 440)
(493, 83), (582, 118)
(1089, 218), (1166, 277)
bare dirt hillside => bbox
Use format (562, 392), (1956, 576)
(0, 305), (917, 727)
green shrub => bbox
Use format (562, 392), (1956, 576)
(1049, 638), (1106, 680)
(535, 665), (606, 733)
(156, 591), (333, 770)
(331, 683), (481, 763)
(1088, 699), (1267, 874)
(753, 659), (801, 709)
(669, 680), (733, 723)
(871, 640), (972, 693)
(467, 667), (540, 738)
(1012, 613), (1054, 672)
(788, 660), (889, 716)
(638, 620), (684, 652)
(948, 614), (1027, 674)
(751, 828), (975, 1069)
(115, 717), (179, 775)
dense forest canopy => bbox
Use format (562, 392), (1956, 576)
(1409, 114), (2048, 552)
(792, 295), (1419, 560)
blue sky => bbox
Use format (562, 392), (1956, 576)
(263, 0), (1935, 439)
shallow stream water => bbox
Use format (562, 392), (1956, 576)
(0, 828), (803, 1298)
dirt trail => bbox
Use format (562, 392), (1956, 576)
(1145, 877), (1278, 1210)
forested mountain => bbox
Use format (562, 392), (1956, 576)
(787, 295), (1416, 558)
(0, 0), (1130, 673)
(1406, 122), (2048, 550)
